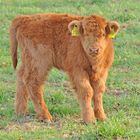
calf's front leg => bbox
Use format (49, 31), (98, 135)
(69, 70), (96, 123)
(91, 71), (108, 121)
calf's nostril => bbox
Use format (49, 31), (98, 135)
(89, 48), (93, 52)
(89, 48), (99, 54)
(95, 48), (99, 53)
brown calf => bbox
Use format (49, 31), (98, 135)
(9, 13), (119, 123)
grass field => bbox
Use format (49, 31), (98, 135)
(0, 0), (140, 139)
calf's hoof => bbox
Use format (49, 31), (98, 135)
(16, 108), (28, 117)
(82, 111), (96, 124)
(94, 110), (107, 121)
(37, 110), (52, 122)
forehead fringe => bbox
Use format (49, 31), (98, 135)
(83, 15), (106, 33)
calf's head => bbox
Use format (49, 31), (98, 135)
(68, 15), (119, 57)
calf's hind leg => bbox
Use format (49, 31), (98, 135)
(24, 70), (52, 121)
(15, 65), (29, 116)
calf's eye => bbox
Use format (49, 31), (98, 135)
(102, 33), (105, 37)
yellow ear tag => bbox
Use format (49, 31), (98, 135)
(71, 25), (80, 37)
(109, 30), (116, 39)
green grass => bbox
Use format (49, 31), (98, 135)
(0, 0), (140, 139)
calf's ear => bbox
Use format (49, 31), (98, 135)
(105, 21), (120, 38)
(68, 20), (83, 37)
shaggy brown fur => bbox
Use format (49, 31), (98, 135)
(9, 13), (119, 123)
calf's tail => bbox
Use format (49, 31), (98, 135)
(9, 17), (21, 69)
